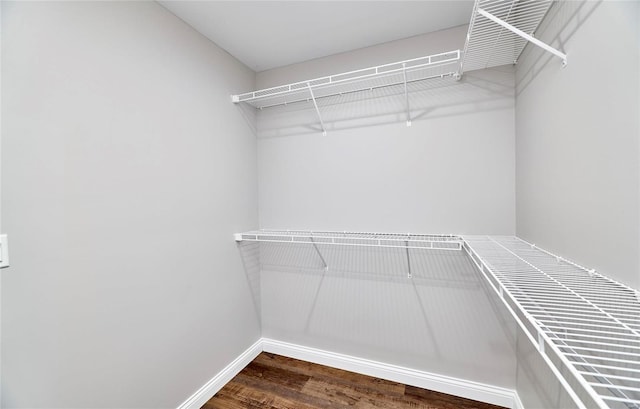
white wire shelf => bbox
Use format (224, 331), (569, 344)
(235, 231), (639, 407)
(231, 50), (460, 110)
(461, 0), (565, 74)
(235, 230), (463, 251)
(464, 236), (640, 409)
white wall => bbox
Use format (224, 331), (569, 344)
(1, 2), (259, 407)
(258, 246), (518, 390)
(252, 26), (518, 391)
(257, 25), (516, 234)
(515, 1), (640, 407)
(515, 0), (640, 290)
(8, 2), (634, 407)
(0, 3), (3, 405)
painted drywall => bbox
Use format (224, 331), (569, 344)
(258, 246), (517, 390)
(256, 25), (516, 234)
(515, 1), (640, 407)
(0, 3), (3, 404)
(515, 0), (640, 290)
(1, 2), (259, 407)
(253, 26), (518, 391)
(0, 3), (3, 405)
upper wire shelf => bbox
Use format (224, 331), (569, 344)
(232, 50), (461, 110)
(235, 230), (463, 251)
(464, 236), (640, 409)
(461, 0), (565, 74)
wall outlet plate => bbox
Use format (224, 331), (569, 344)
(0, 234), (9, 268)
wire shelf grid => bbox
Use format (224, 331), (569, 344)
(461, 0), (555, 73)
(235, 230), (463, 251)
(234, 231), (639, 407)
(463, 236), (640, 409)
(232, 50), (461, 109)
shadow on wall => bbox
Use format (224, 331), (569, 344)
(516, 0), (602, 96)
(235, 67), (514, 139)
(236, 101), (259, 136)
(238, 241), (262, 328)
(237, 242), (517, 381)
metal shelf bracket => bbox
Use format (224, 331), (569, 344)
(402, 64), (411, 127)
(404, 234), (412, 278)
(310, 235), (329, 271)
(307, 82), (327, 136)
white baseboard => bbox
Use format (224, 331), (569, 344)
(176, 338), (263, 409)
(513, 392), (525, 409)
(262, 338), (521, 409)
(178, 337), (522, 409)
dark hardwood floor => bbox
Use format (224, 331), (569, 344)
(202, 352), (507, 409)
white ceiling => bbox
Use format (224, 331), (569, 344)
(159, 1), (474, 72)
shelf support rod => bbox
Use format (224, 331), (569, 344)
(405, 235), (412, 279)
(310, 236), (329, 272)
(402, 64), (411, 127)
(477, 8), (567, 67)
(307, 83), (327, 136)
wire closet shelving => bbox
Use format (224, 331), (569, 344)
(231, 50), (461, 134)
(232, 51), (460, 110)
(460, 0), (566, 74)
(232, 0), (570, 120)
(235, 230), (463, 251)
(464, 236), (640, 409)
(236, 231), (640, 409)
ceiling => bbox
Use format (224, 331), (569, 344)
(159, 1), (474, 72)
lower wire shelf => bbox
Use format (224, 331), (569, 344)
(235, 230), (463, 251)
(234, 230), (640, 409)
(464, 236), (640, 409)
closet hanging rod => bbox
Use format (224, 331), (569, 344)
(231, 50), (460, 109)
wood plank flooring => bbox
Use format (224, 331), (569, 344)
(202, 353), (507, 409)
